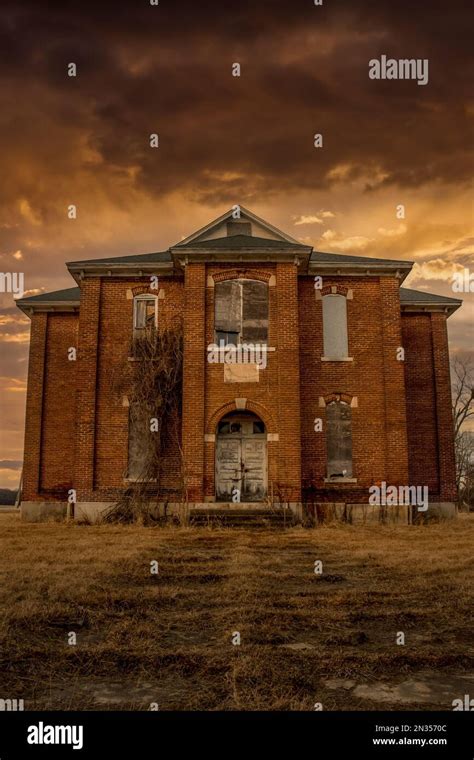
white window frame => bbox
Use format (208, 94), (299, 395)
(133, 293), (158, 336)
(214, 278), (269, 347)
(321, 293), (351, 361)
(324, 399), (354, 481)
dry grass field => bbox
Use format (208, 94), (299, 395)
(0, 512), (473, 711)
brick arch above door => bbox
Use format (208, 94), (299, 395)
(210, 269), (273, 285)
(206, 399), (277, 435)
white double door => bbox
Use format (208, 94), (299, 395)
(215, 416), (267, 502)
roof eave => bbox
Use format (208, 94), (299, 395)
(401, 301), (461, 317)
(66, 261), (176, 282)
(16, 300), (80, 317)
(170, 246), (313, 268)
(309, 260), (413, 282)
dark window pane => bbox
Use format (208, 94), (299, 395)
(242, 280), (268, 343)
(145, 301), (156, 327)
(134, 297), (157, 339)
(253, 421), (265, 434)
(215, 281), (242, 335)
(326, 401), (353, 477)
(216, 330), (239, 346)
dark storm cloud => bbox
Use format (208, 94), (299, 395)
(0, 0), (472, 215)
(0, 460), (22, 470)
(0, 0), (472, 485)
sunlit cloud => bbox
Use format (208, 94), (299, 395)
(320, 229), (373, 252)
(0, 332), (30, 344)
(377, 224), (407, 238)
(0, 376), (27, 391)
(294, 215), (324, 225)
(293, 210), (335, 226)
(18, 199), (41, 226)
(410, 259), (467, 282)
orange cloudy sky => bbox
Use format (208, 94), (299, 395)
(0, 0), (472, 488)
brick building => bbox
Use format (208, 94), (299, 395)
(17, 207), (461, 523)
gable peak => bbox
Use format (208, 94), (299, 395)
(175, 206), (300, 247)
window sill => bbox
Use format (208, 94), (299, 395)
(323, 478), (358, 484)
(127, 357), (162, 362)
(209, 344), (275, 352)
(124, 478), (158, 483)
(321, 356), (353, 362)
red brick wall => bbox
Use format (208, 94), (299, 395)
(431, 313), (457, 501)
(202, 263), (301, 502)
(401, 313), (439, 494)
(40, 313), (79, 495)
(74, 278), (101, 501)
(22, 269), (458, 507)
(182, 264), (206, 501)
(204, 264), (277, 500)
(22, 313), (47, 501)
(77, 276), (185, 502)
(275, 263), (302, 501)
(22, 312), (78, 500)
(402, 311), (457, 500)
(299, 275), (409, 501)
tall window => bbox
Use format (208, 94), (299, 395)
(326, 400), (353, 478)
(322, 294), (348, 359)
(127, 404), (148, 480)
(133, 294), (158, 339)
(214, 279), (268, 345)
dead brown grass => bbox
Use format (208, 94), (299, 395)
(0, 513), (473, 711)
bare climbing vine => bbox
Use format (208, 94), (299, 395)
(105, 319), (184, 524)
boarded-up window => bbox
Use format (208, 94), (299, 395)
(215, 279), (268, 345)
(127, 404), (149, 480)
(326, 400), (353, 478)
(133, 295), (157, 339)
(322, 294), (348, 358)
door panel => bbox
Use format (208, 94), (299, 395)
(216, 414), (268, 503)
(242, 439), (267, 501)
(216, 438), (242, 501)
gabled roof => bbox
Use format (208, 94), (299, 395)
(175, 205), (301, 246)
(63, 209), (418, 280)
(400, 287), (462, 314)
(16, 287), (81, 316)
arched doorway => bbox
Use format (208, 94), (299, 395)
(215, 412), (267, 502)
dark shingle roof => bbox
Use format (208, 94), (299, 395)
(312, 250), (412, 266)
(176, 234), (308, 250)
(67, 251), (171, 266)
(399, 287), (462, 305)
(17, 287), (80, 303)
